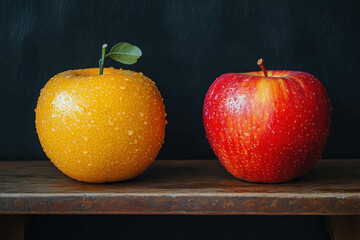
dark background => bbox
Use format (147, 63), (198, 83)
(1, 0), (359, 239)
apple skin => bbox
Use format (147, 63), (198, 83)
(203, 70), (332, 183)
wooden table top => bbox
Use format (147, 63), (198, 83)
(0, 160), (359, 215)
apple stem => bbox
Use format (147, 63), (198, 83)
(257, 58), (268, 77)
(99, 44), (108, 75)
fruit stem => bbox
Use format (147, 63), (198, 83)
(99, 44), (108, 75)
(257, 58), (268, 77)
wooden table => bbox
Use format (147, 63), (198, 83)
(0, 160), (359, 239)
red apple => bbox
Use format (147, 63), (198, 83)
(203, 59), (332, 183)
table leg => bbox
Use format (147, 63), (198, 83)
(326, 215), (360, 240)
(0, 215), (29, 240)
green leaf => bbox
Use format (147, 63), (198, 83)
(106, 42), (142, 65)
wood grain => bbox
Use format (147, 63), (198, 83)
(326, 216), (360, 240)
(0, 160), (359, 215)
(0, 215), (27, 240)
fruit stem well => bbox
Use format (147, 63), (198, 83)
(257, 58), (268, 77)
(99, 44), (108, 75)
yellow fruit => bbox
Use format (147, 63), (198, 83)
(35, 68), (166, 183)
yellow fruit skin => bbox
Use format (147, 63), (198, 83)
(35, 68), (166, 183)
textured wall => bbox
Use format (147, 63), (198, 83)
(1, 0), (360, 160)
